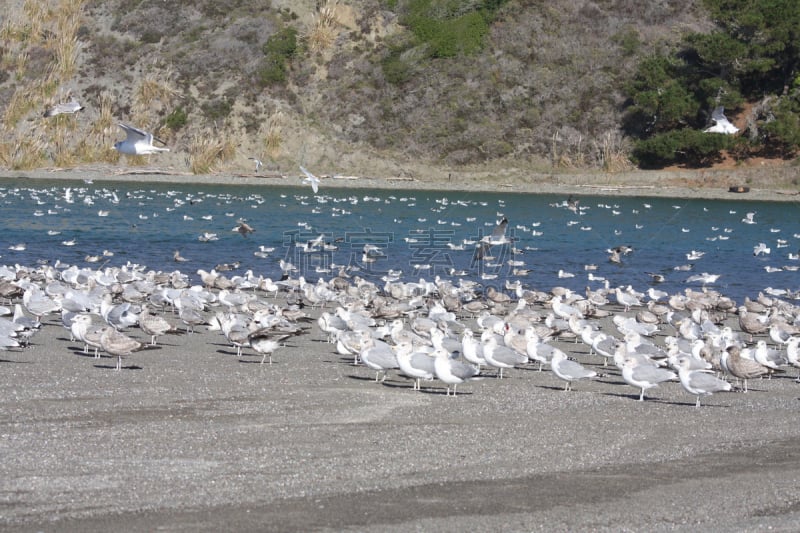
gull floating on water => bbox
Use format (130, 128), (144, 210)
(113, 123), (170, 155)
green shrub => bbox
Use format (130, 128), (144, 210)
(257, 55), (288, 86)
(257, 26), (297, 87)
(381, 50), (412, 84)
(762, 95), (800, 156)
(633, 128), (734, 168)
(400, 0), (507, 58)
(263, 27), (297, 59)
(201, 99), (232, 121)
(164, 107), (188, 130)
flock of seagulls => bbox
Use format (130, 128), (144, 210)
(1, 248), (799, 408)
(1, 183), (798, 305)
(1, 177), (799, 409)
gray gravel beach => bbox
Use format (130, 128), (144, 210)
(2, 167), (800, 532)
(3, 292), (800, 532)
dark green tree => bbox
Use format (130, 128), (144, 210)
(625, 0), (800, 167)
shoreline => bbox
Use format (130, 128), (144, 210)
(2, 164), (800, 202)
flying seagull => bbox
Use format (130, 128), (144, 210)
(43, 96), (84, 118)
(300, 166), (320, 194)
(475, 217), (509, 260)
(113, 123), (170, 155)
(703, 106), (738, 135)
(234, 219), (255, 237)
(248, 157), (263, 173)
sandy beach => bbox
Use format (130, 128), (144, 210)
(2, 166), (800, 532)
(2, 284), (800, 532)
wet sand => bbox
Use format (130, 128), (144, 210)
(2, 296), (800, 532)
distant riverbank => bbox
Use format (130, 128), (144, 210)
(3, 163), (800, 202)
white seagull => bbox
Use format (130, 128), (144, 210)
(703, 106), (738, 134)
(43, 95), (84, 118)
(300, 166), (320, 194)
(248, 157), (263, 172)
(113, 123), (170, 155)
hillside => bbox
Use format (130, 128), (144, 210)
(0, 0), (733, 177)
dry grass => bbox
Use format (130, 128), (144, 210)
(132, 67), (181, 127)
(188, 129), (237, 174)
(23, 0), (49, 44)
(48, 0), (84, 81)
(3, 86), (37, 128)
(597, 131), (634, 173)
(307, 1), (339, 54)
(264, 111), (284, 159)
(74, 90), (118, 163)
(0, 133), (48, 169)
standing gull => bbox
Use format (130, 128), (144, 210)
(675, 356), (731, 407)
(113, 123), (170, 155)
(100, 326), (144, 371)
(432, 347), (479, 396)
(248, 328), (292, 364)
(724, 345), (770, 392)
(550, 350), (597, 391)
(139, 305), (177, 346)
(621, 357), (677, 401)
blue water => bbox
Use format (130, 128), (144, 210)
(1, 177), (798, 304)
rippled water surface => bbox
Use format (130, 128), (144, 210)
(1, 177), (799, 303)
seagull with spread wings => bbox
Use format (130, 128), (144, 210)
(475, 217), (509, 260)
(113, 123), (170, 155)
(43, 97), (84, 118)
(300, 166), (320, 194)
(703, 106), (738, 135)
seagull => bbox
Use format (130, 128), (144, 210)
(550, 350), (597, 391)
(703, 106), (738, 134)
(685, 272), (720, 285)
(113, 123), (170, 155)
(248, 328), (292, 364)
(300, 166), (320, 194)
(621, 357), (677, 401)
(475, 217), (509, 260)
(753, 242), (771, 256)
(233, 219), (255, 237)
(43, 95), (84, 118)
(674, 356), (731, 407)
(432, 347), (480, 396)
(723, 345), (770, 393)
(248, 157), (263, 173)
(100, 326), (144, 371)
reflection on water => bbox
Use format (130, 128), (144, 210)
(1, 177), (799, 303)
